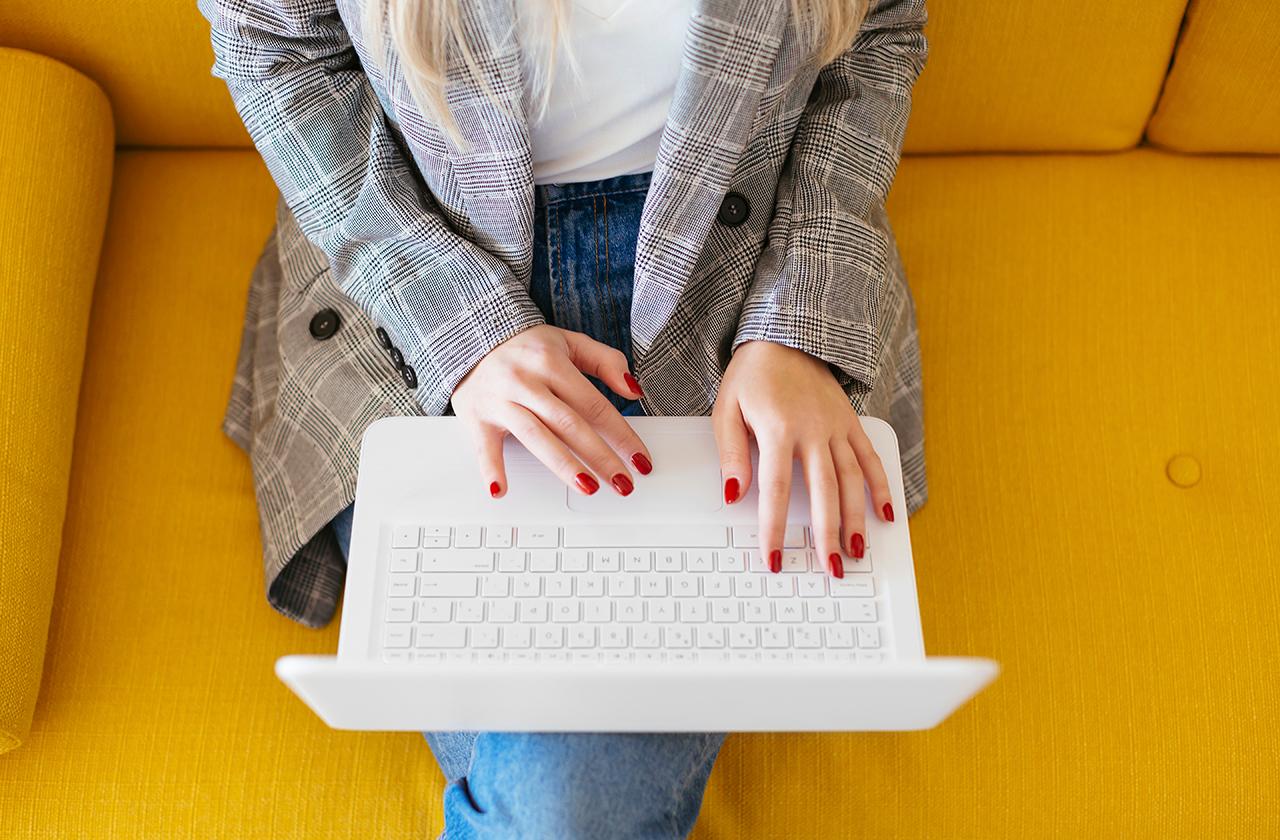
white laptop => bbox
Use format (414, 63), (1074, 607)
(277, 415), (998, 731)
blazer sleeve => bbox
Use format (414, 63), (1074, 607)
(198, 0), (546, 415)
(732, 0), (928, 396)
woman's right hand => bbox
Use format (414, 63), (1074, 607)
(450, 325), (652, 498)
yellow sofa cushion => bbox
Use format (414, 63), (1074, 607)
(0, 49), (113, 754)
(2, 0), (1191, 153)
(901, 0), (1189, 152)
(1147, 0), (1280, 153)
(1, 148), (1276, 836)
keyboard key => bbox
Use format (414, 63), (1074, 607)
(766, 576), (794, 597)
(504, 625), (532, 648)
(743, 601), (771, 623)
(534, 626), (564, 648)
(732, 526), (757, 547)
(784, 525), (806, 548)
(687, 550), (714, 572)
(654, 550), (681, 572)
(420, 551), (493, 573)
(633, 625), (662, 648)
(472, 626), (499, 648)
(384, 626), (412, 648)
(610, 576), (637, 597)
(839, 600), (878, 623)
(797, 577), (826, 598)
(584, 601), (612, 622)
(455, 525), (483, 548)
(830, 577), (875, 598)
(623, 551), (651, 572)
(702, 575), (731, 598)
(544, 576), (573, 598)
(600, 626), (628, 648)
(485, 526), (514, 548)
(671, 577), (699, 598)
(679, 600), (708, 623)
(455, 601), (485, 623)
(775, 602), (804, 623)
(806, 601), (837, 623)
(640, 575), (668, 597)
(389, 550), (417, 573)
(760, 626), (790, 648)
(746, 551), (771, 573)
(513, 576), (541, 597)
(780, 551), (808, 573)
(392, 525), (420, 549)
(385, 602), (414, 623)
(416, 600), (451, 622)
(729, 627), (757, 648)
(717, 551), (746, 572)
(562, 549), (590, 572)
(825, 626), (855, 648)
(696, 626), (726, 648)
(517, 526), (559, 548)
(735, 576), (763, 597)
(568, 627), (596, 649)
(416, 626), (466, 648)
(848, 555), (873, 573)
(521, 600), (548, 623)
(575, 575), (604, 597)
(528, 549), (558, 572)
(665, 627), (693, 648)
(711, 602), (740, 623)
(793, 627), (822, 648)
(648, 602), (676, 623)
(418, 576), (478, 598)
(564, 524), (727, 548)
(387, 578), (416, 598)
(497, 549), (525, 572)
(481, 575), (510, 597)
(616, 600), (644, 623)
(552, 601), (580, 623)
(592, 550), (621, 572)
(488, 600), (516, 623)
(857, 626), (881, 649)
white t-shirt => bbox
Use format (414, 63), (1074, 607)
(516, 0), (695, 185)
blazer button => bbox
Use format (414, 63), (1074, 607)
(375, 327), (392, 349)
(389, 347), (404, 368)
(308, 308), (341, 340)
(400, 365), (418, 389)
(717, 192), (750, 227)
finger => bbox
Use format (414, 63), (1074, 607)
(496, 402), (600, 495)
(802, 440), (843, 578)
(561, 330), (644, 400)
(522, 388), (635, 496)
(830, 437), (867, 564)
(551, 368), (654, 478)
(754, 433), (793, 574)
(472, 419), (509, 498)
(711, 399), (752, 505)
(849, 422), (895, 524)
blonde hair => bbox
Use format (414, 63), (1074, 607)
(363, 0), (869, 148)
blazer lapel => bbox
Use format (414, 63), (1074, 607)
(631, 0), (789, 356)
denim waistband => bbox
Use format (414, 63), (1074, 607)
(534, 170), (654, 206)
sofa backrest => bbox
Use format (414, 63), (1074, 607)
(0, 0), (1275, 154)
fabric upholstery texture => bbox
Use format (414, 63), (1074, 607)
(0, 49), (113, 754)
(1147, 0), (1280, 152)
(0, 148), (1275, 837)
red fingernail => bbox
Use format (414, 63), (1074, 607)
(623, 372), (644, 396)
(575, 473), (599, 495)
(631, 452), (652, 475)
(724, 477), (740, 504)
(851, 532), (864, 560)
(769, 549), (782, 574)
(489, 481), (501, 498)
(882, 502), (895, 522)
(829, 552), (844, 579)
(611, 473), (634, 496)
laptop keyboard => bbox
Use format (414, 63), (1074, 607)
(379, 523), (890, 664)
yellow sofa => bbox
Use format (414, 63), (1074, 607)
(2, 0), (1277, 836)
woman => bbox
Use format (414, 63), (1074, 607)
(202, 0), (928, 835)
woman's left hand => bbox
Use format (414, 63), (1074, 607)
(712, 340), (896, 579)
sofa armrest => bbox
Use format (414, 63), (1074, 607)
(0, 48), (113, 754)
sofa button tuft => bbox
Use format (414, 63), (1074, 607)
(308, 308), (341, 341)
(1165, 454), (1201, 488)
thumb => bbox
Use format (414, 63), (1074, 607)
(561, 330), (644, 400)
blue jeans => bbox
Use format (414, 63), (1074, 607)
(330, 171), (726, 839)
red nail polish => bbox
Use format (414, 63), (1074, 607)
(829, 552), (844, 579)
(611, 473), (634, 496)
(575, 473), (599, 495)
(623, 372), (644, 396)
(724, 477), (740, 504)
(769, 549), (782, 574)
(631, 452), (652, 475)
(851, 532), (864, 560)
(489, 481), (501, 498)
(882, 502), (895, 522)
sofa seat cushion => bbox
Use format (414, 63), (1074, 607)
(0, 149), (1276, 838)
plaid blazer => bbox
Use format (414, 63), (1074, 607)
(200, 0), (930, 628)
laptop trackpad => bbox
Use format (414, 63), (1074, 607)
(566, 431), (725, 515)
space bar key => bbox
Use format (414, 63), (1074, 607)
(563, 524), (728, 548)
